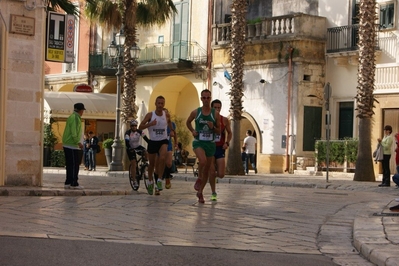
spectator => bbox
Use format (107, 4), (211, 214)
(378, 125), (393, 187)
(242, 129), (257, 174)
(88, 131), (99, 171)
(62, 103), (85, 189)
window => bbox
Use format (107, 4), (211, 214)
(379, 2), (395, 29)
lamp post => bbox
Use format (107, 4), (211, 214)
(107, 30), (140, 171)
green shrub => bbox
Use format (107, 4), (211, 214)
(51, 150), (65, 167)
(315, 139), (358, 165)
(345, 138), (358, 163)
(102, 138), (114, 149)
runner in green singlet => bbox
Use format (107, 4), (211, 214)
(186, 89), (221, 203)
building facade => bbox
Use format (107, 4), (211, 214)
(1, 0), (397, 186)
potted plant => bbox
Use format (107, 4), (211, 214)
(102, 138), (114, 168)
(43, 120), (58, 166)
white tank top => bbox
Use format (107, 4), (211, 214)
(148, 111), (168, 141)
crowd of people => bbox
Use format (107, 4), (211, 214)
(62, 90), (258, 203)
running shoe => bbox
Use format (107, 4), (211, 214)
(390, 204), (399, 212)
(165, 179), (171, 189)
(197, 192), (205, 203)
(155, 188), (160, 196)
(147, 183), (154, 195)
(210, 192), (217, 201)
(194, 178), (202, 191)
(157, 180), (163, 191)
(133, 181), (139, 191)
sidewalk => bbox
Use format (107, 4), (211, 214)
(1, 166), (399, 265)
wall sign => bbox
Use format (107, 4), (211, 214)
(10, 15), (35, 36)
(45, 11), (74, 63)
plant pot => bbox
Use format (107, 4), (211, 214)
(105, 148), (112, 168)
(43, 146), (52, 167)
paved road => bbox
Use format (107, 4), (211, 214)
(0, 178), (385, 265)
(0, 236), (336, 266)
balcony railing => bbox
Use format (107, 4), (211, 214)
(89, 40), (207, 72)
(212, 13), (326, 45)
(375, 64), (399, 92)
(326, 24), (380, 53)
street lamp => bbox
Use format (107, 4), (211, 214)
(107, 29), (141, 171)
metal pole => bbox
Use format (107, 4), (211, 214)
(109, 46), (123, 171)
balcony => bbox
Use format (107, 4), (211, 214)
(375, 64), (399, 94)
(211, 13), (327, 65)
(89, 41), (207, 76)
(326, 24), (380, 54)
(212, 13), (326, 45)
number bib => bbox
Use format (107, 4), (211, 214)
(199, 131), (213, 141)
(214, 134), (221, 142)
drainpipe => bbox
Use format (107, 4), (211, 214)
(285, 47), (293, 173)
(206, 0), (214, 89)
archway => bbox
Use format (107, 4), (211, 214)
(149, 76), (200, 153)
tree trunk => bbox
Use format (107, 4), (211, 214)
(353, 0), (377, 181)
(225, 0), (247, 175)
(354, 118), (375, 181)
(226, 120), (245, 175)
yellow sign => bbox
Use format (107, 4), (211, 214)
(10, 15), (35, 36)
(47, 48), (65, 62)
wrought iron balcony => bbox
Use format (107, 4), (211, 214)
(89, 40), (207, 76)
(326, 24), (380, 53)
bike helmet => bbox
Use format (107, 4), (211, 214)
(130, 120), (138, 126)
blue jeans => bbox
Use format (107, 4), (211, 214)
(393, 174), (399, 187)
(89, 148), (97, 170)
(244, 153), (257, 174)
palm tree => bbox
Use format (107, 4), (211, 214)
(47, 0), (79, 15)
(353, 0), (377, 181)
(85, 0), (176, 122)
(225, 0), (247, 175)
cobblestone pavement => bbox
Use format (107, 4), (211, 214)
(0, 168), (399, 265)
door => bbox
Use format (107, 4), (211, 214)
(303, 106), (322, 151)
(172, 0), (189, 61)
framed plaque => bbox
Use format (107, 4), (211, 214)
(10, 15), (35, 36)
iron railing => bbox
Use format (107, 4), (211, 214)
(89, 40), (207, 71)
(326, 24), (380, 53)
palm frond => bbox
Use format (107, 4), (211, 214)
(47, 0), (79, 16)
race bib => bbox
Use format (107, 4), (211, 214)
(153, 128), (165, 135)
(214, 134), (221, 142)
(199, 131), (213, 141)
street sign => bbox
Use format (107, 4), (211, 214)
(74, 84), (93, 93)
(46, 12), (74, 63)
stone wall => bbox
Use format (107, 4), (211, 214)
(0, 2), (46, 186)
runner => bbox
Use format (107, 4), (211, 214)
(186, 89), (220, 203)
(208, 99), (232, 201)
(139, 96), (174, 195)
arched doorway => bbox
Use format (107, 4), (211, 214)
(148, 76), (200, 153)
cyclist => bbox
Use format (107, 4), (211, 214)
(124, 120), (149, 190)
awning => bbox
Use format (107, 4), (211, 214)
(44, 92), (116, 121)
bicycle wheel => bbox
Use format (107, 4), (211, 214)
(141, 163), (149, 192)
(129, 163), (139, 191)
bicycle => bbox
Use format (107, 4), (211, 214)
(128, 149), (149, 192)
